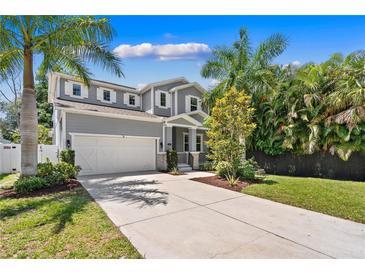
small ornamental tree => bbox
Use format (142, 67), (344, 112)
(205, 87), (256, 180)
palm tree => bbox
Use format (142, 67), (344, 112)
(201, 27), (288, 109)
(0, 16), (123, 176)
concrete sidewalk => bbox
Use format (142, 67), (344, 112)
(79, 171), (365, 258)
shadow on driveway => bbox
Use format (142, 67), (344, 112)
(84, 179), (169, 209)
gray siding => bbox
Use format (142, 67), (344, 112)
(59, 78), (141, 111)
(142, 89), (152, 112)
(177, 86), (203, 115)
(65, 113), (163, 148)
(153, 81), (186, 117)
(190, 113), (206, 124)
(173, 127), (208, 152)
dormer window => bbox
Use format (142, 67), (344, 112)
(72, 84), (81, 97)
(129, 94), (136, 106)
(103, 90), (111, 101)
(190, 97), (198, 111)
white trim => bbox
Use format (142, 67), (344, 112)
(183, 132), (189, 152)
(69, 132), (160, 140)
(66, 80), (88, 99)
(170, 82), (206, 94)
(151, 87), (155, 114)
(140, 77), (189, 94)
(51, 71), (137, 93)
(174, 92), (177, 115)
(55, 106), (163, 123)
(61, 111), (66, 150)
(162, 125), (166, 152)
(189, 110), (208, 118)
(188, 95), (200, 113)
(56, 75), (60, 98)
(156, 90), (169, 109)
(196, 133), (203, 152)
(164, 112), (202, 126)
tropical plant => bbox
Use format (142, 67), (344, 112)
(11, 124), (52, 144)
(0, 16), (123, 176)
(206, 87), (256, 179)
(251, 51), (365, 160)
(201, 27), (288, 110)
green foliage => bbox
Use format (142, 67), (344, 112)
(201, 27), (288, 110)
(35, 160), (80, 188)
(60, 149), (76, 165)
(11, 124), (52, 144)
(35, 71), (53, 128)
(166, 149), (178, 171)
(237, 158), (260, 180)
(206, 87), (256, 178)
(199, 161), (215, 171)
(215, 161), (233, 178)
(14, 176), (49, 193)
(37, 161), (54, 177)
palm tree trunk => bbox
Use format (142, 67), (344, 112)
(20, 45), (38, 176)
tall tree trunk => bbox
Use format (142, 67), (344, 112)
(20, 45), (38, 176)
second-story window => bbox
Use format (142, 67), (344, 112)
(190, 97), (198, 111)
(72, 84), (81, 97)
(103, 90), (111, 101)
(160, 92), (166, 107)
(129, 94), (136, 106)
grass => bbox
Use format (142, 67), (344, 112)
(0, 174), (141, 259)
(0, 173), (19, 190)
(243, 175), (365, 224)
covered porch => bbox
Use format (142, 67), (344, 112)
(161, 111), (208, 169)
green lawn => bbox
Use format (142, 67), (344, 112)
(0, 174), (141, 259)
(0, 173), (19, 190)
(243, 175), (365, 224)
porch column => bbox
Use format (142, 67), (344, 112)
(165, 125), (173, 151)
(189, 128), (200, 169)
(188, 128), (197, 152)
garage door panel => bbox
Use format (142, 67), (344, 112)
(74, 135), (156, 175)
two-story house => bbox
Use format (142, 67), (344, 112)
(48, 72), (209, 175)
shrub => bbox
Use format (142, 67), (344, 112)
(14, 176), (49, 193)
(60, 149), (75, 165)
(216, 161), (233, 177)
(37, 161), (54, 177)
(199, 161), (215, 171)
(237, 158), (260, 180)
(37, 161), (81, 186)
(166, 149), (178, 171)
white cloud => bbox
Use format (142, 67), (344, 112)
(163, 33), (177, 39)
(284, 60), (301, 68)
(113, 43), (211, 61)
(291, 60), (301, 67)
(136, 83), (147, 90)
(209, 79), (221, 87)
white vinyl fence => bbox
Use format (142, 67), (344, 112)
(0, 144), (59, 174)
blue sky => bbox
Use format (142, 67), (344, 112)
(3, 16), (365, 97)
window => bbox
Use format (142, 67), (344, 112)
(196, 135), (203, 152)
(103, 90), (110, 101)
(190, 97), (198, 111)
(160, 92), (167, 107)
(183, 133), (189, 152)
(129, 94), (136, 106)
(72, 84), (81, 97)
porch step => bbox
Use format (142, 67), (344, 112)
(177, 163), (192, 172)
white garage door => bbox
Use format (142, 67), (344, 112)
(73, 135), (156, 175)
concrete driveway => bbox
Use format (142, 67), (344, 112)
(79, 171), (365, 259)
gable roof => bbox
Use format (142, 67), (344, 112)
(170, 82), (206, 94)
(139, 77), (189, 94)
(53, 99), (162, 122)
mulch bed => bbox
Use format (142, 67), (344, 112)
(191, 175), (262, 192)
(0, 179), (81, 199)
